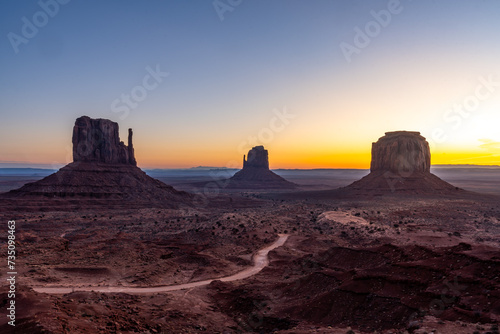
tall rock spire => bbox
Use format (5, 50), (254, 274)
(128, 128), (137, 166)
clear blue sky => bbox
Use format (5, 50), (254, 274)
(1, 0), (500, 168)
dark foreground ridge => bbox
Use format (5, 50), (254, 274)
(2, 116), (192, 208)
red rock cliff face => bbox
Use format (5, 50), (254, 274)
(370, 131), (430, 174)
(72, 116), (136, 166)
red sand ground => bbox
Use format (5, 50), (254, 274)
(0, 182), (499, 333)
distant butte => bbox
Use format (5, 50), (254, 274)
(228, 146), (296, 189)
(72, 116), (137, 166)
(347, 131), (461, 194)
(4, 116), (192, 208)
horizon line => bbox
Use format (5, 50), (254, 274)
(0, 163), (499, 171)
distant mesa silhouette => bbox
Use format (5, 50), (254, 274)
(4, 116), (191, 207)
(228, 146), (296, 189)
(242, 145), (270, 169)
(347, 131), (461, 194)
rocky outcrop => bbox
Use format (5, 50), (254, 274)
(9, 162), (190, 206)
(5, 116), (191, 208)
(127, 128), (136, 165)
(370, 131), (430, 174)
(229, 146), (296, 189)
(347, 131), (460, 194)
(72, 116), (136, 165)
(243, 146), (269, 169)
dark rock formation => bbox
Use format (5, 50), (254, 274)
(347, 131), (461, 194)
(4, 116), (191, 208)
(370, 131), (430, 174)
(72, 116), (136, 165)
(228, 146), (296, 189)
(8, 162), (190, 206)
(243, 146), (269, 169)
(127, 128), (136, 166)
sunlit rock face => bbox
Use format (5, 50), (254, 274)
(370, 131), (431, 174)
(72, 116), (136, 166)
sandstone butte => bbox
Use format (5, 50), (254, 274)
(4, 116), (191, 208)
(228, 145), (296, 189)
(347, 131), (461, 194)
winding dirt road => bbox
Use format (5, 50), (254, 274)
(33, 234), (289, 294)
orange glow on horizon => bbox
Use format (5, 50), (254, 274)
(11, 152), (500, 169)
(6, 140), (500, 169)
(431, 151), (500, 166)
(134, 148), (500, 169)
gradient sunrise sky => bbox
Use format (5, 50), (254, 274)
(1, 0), (499, 169)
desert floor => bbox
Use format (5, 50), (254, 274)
(0, 171), (499, 333)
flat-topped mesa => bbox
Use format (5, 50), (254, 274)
(243, 145), (270, 169)
(72, 116), (136, 166)
(370, 131), (430, 174)
(346, 130), (461, 194)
